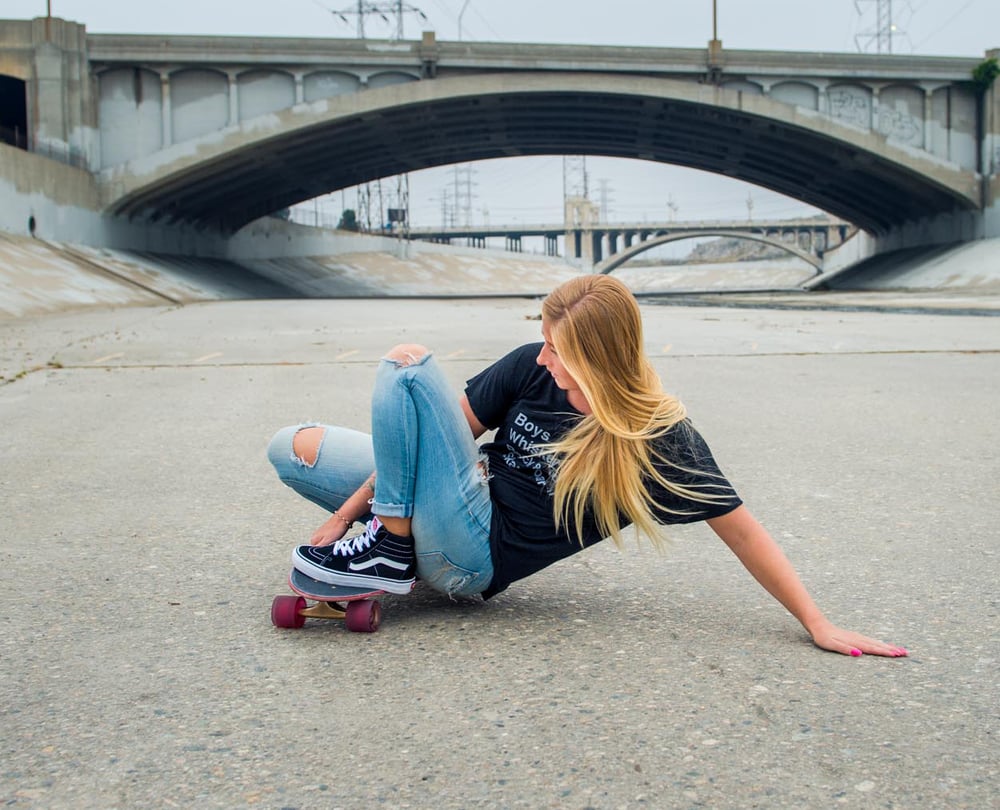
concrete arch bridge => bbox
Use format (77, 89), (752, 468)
(1, 18), (997, 255)
(408, 217), (852, 273)
(593, 225), (833, 275)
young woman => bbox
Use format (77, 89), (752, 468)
(268, 275), (908, 658)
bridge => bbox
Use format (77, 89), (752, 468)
(406, 216), (854, 273)
(0, 16), (997, 258)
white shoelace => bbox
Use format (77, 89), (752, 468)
(327, 517), (380, 557)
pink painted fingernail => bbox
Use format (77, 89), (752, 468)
(850, 648), (863, 657)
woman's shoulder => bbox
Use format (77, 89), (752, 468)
(652, 418), (720, 465)
(487, 342), (546, 377)
(505, 341), (544, 363)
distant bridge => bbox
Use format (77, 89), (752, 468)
(0, 16), (997, 256)
(406, 217), (855, 272)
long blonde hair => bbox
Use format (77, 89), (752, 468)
(541, 275), (719, 548)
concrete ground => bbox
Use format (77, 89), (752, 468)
(1, 295), (997, 808)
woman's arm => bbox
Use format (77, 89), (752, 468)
(310, 473), (376, 546)
(706, 505), (908, 658)
(461, 395), (488, 439)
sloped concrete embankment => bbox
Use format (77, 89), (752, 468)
(808, 238), (1000, 292)
(0, 233), (580, 320)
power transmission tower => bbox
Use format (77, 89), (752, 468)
(854, 0), (905, 54)
(436, 187), (454, 228)
(666, 194), (679, 222)
(562, 156), (589, 202)
(328, 1), (428, 40)
(385, 173), (410, 238)
(357, 182), (373, 232)
(596, 178), (614, 223)
(452, 165), (477, 226)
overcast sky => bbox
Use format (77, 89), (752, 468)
(6, 1), (999, 228)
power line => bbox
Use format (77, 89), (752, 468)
(911, 0), (976, 50)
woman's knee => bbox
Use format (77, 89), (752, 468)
(267, 424), (325, 471)
(384, 343), (430, 366)
(291, 426), (325, 467)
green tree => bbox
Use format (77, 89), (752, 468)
(338, 209), (359, 231)
(972, 57), (999, 93)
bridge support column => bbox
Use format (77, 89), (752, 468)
(923, 87), (934, 152)
(566, 230), (580, 259)
(592, 231), (603, 263)
(13, 17), (96, 166)
(985, 49), (1000, 237)
(227, 73), (239, 126)
(160, 72), (172, 148)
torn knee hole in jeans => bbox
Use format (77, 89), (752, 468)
(386, 353), (422, 368)
(476, 452), (491, 484)
(291, 424), (324, 468)
(384, 344), (430, 367)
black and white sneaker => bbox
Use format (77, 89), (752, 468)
(291, 516), (416, 595)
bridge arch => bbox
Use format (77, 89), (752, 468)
(101, 72), (979, 234)
(170, 68), (229, 143)
(237, 69), (296, 121)
(98, 67), (163, 165)
(303, 71), (362, 101)
(368, 71), (420, 88)
(594, 231), (824, 276)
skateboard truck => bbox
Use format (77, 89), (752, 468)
(271, 569), (387, 632)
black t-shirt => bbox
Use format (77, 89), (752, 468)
(465, 343), (742, 598)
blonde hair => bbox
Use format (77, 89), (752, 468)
(540, 275), (722, 548)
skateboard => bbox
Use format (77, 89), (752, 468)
(271, 569), (388, 632)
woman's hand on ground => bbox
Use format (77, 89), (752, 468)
(809, 620), (909, 658)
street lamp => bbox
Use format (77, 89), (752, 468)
(458, 0), (470, 41)
(708, 0), (722, 65)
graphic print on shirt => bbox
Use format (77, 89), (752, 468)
(505, 410), (555, 488)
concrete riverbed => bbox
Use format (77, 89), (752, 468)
(1, 287), (997, 808)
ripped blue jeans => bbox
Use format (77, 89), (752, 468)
(267, 351), (494, 597)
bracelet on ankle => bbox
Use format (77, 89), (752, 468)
(332, 510), (352, 527)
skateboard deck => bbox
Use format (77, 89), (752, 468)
(270, 569), (387, 632)
(288, 569), (386, 602)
